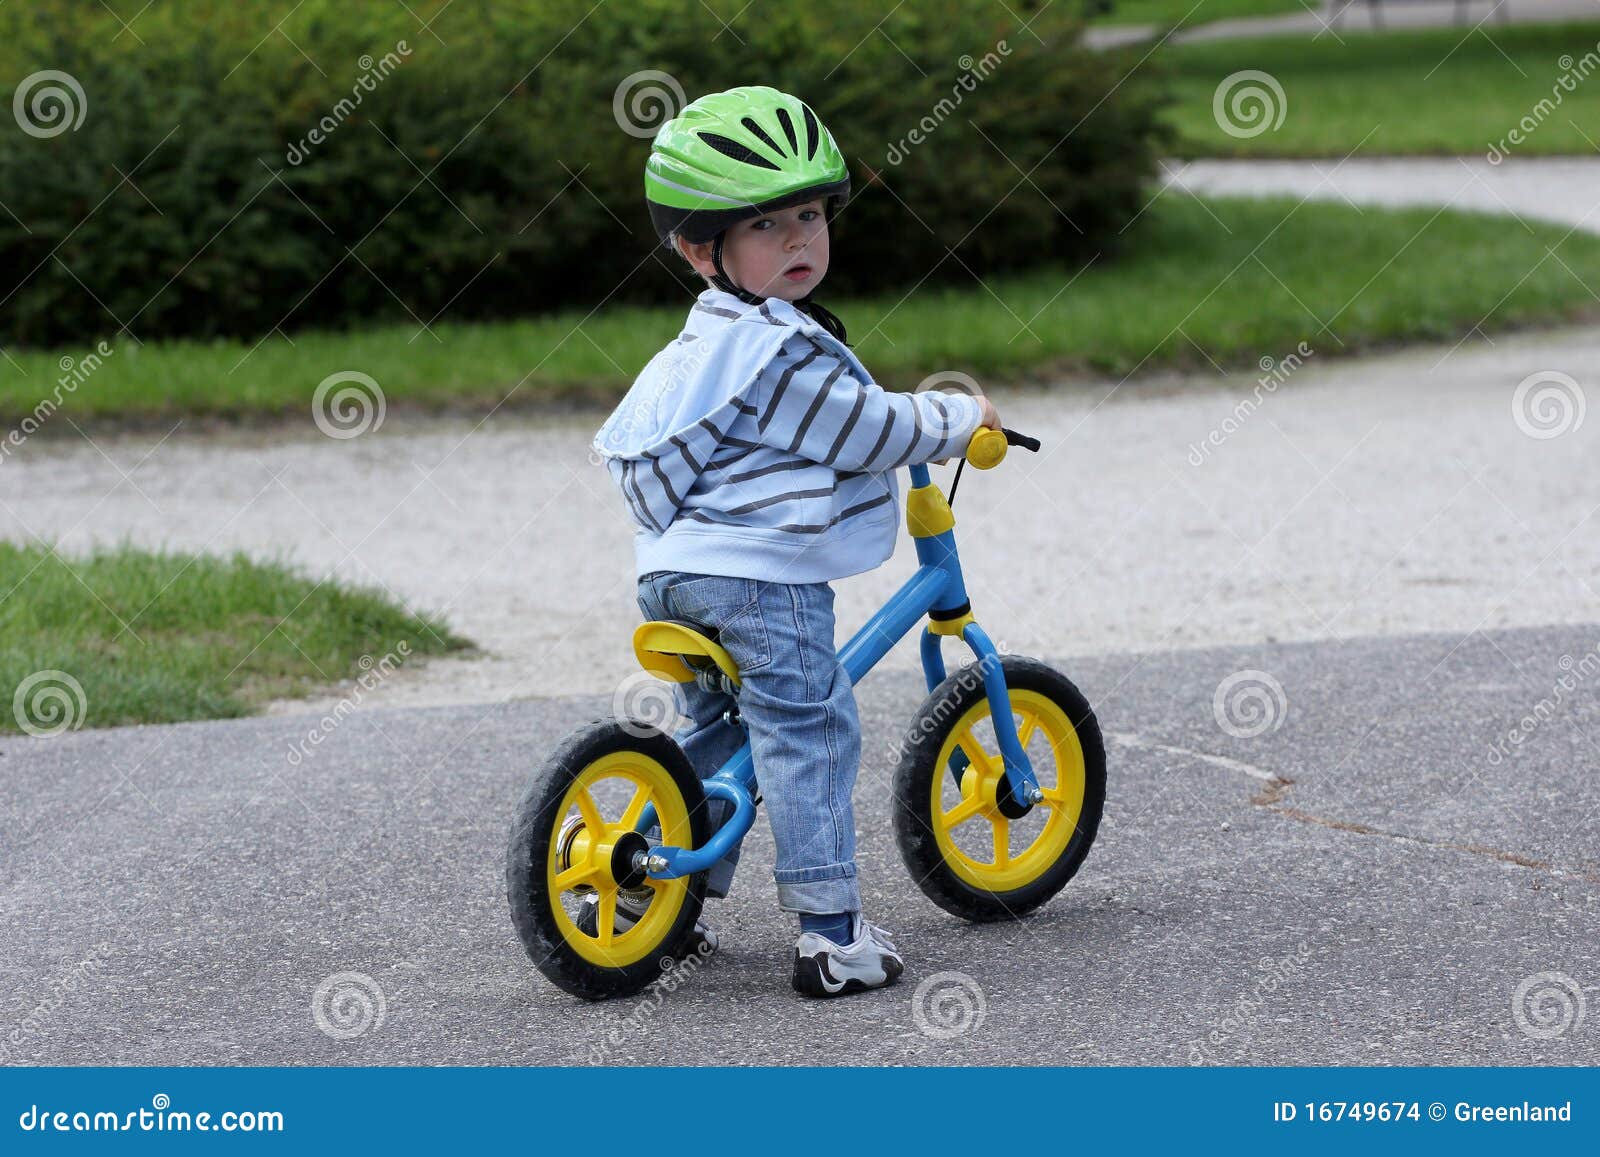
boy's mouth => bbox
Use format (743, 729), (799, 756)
(782, 263), (813, 282)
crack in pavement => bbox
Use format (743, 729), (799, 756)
(1109, 732), (1600, 885)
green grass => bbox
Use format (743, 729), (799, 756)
(1090, 0), (1304, 27)
(0, 542), (471, 732)
(3, 192), (1599, 425)
(1159, 20), (1600, 156)
(860, 194), (1600, 375)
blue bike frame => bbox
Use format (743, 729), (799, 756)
(639, 462), (1039, 881)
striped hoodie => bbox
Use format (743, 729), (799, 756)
(592, 286), (983, 584)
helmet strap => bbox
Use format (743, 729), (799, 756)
(793, 295), (849, 347)
(708, 229), (851, 348)
(709, 233), (765, 306)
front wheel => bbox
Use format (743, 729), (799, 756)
(506, 718), (712, 1000)
(892, 655), (1105, 922)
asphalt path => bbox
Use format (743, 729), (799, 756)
(2, 622), (1596, 1066)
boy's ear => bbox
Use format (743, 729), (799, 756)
(674, 234), (717, 278)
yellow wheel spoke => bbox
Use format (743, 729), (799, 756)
(956, 732), (990, 770)
(553, 863), (594, 892)
(992, 817), (1010, 868)
(595, 887), (617, 948)
(1043, 785), (1081, 811)
(574, 786), (605, 835)
(942, 793), (985, 830)
(619, 782), (649, 831)
(1015, 710), (1037, 749)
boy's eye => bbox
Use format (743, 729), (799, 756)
(750, 208), (822, 231)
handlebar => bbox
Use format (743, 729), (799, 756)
(966, 425), (1040, 469)
(1004, 427), (1041, 453)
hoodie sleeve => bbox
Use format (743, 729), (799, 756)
(746, 333), (984, 472)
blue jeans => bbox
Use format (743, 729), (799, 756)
(636, 569), (863, 915)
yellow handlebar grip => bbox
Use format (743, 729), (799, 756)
(967, 426), (1008, 470)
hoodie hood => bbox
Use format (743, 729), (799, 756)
(592, 287), (852, 461)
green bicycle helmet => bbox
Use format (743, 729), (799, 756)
(645, 85), (853, 343)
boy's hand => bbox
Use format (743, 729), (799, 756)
(976, 394), (1001, 430)
(933, 394), (1001, 465)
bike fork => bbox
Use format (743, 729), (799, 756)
(919, 621), (1043, 811)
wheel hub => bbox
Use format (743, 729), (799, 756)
(961, 761), (1033, 819)
(610, 829), (651, 890)
(993, 770), (1033, 819)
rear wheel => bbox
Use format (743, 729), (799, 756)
(892, 656), (1105, 922)
(506, 719), (712, 1000)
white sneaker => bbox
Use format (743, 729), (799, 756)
(792, 912), (904, 997)
(576, 887), (720, 958)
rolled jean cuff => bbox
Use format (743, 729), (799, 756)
(773, 862), (861, 915)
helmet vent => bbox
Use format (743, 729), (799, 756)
(697, 130), (780, 170)
(774, 108), (799, 154)
(741, 116), (785, 157)
(801, 105), (819, 160)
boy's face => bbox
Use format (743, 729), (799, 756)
(677, 199), (829, 301)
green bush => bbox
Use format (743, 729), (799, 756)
(0, 0), (1172, 348)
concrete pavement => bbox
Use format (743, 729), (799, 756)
(2, 622), (1595, 1065)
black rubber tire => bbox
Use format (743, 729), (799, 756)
(892, 655), (1106, 922)
(506, 717), (713, 1001)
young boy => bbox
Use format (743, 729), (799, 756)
(592, 85), (1001, 997)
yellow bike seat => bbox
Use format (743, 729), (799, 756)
(632, 620), (742, 689)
